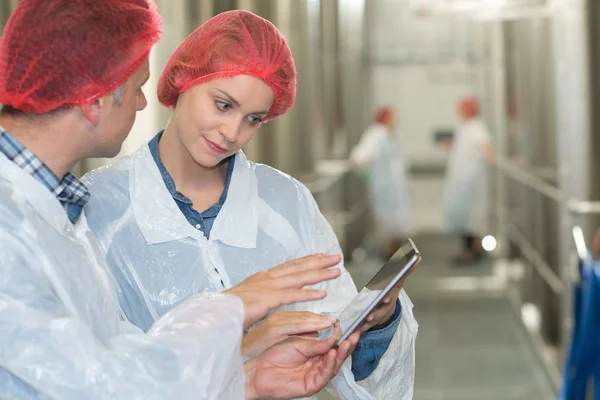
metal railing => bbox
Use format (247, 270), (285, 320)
(302, 159), (372, 260)
(495, 157), (600, 390)
(497, 157), (600, 217)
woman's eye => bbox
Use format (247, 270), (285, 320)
(248, 115), (263, 126)
(216, 101), (231, 111)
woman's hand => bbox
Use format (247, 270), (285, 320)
(224, 254), (341, 330)
(359, 260), (418, 332)
(358, 285), (401, 332)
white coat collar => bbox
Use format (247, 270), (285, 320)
(0, 152), (71, 234)
(130, 144), (259, 248)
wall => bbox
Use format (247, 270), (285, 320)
(366, 0), (485, 233)
(366, 0), (485, 169)
(370, 63), (478, 167)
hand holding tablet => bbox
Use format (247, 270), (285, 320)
(333, 239), (421, 346)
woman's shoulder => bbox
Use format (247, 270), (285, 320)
(249, 161), (314, 210)
(254, 161), (308, 190)
(82, 156), (132, 194)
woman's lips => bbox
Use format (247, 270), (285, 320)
(204, 138), (228, 155)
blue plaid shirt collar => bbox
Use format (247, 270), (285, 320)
(0, 127), (90, 224)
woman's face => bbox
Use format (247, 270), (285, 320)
(172, 75), (275, 168)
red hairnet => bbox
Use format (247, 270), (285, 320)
(158, 10), (296, 122)
(375, 107), (394, 124)
(459, 97), (480, 118)
(0, 0), (162, 114)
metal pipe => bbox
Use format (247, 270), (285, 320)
(567, 199), (600, 215)
(506, 222), (565, 295)
(496, 157), (563, 202)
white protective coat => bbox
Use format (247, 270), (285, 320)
(0, 152), (247, 400)
(83, 143), (419, 400)
(350, 123), (414, 237)
(443, 117), (492, 235)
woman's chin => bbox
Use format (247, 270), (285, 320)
(192, 152), (227, 170)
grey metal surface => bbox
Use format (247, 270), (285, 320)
(411, 296), (555, 400)
(304, 160), (372, 261)
(341, 233), (556, 400)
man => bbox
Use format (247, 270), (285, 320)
(441, 97), (495, 264)
(0, 1), (358, 399)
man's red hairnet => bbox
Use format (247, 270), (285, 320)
(157, 10), (297, 122)
(375, 107), (395, 124)
(0, 0), (163, 114)
(459, 97), (480, 118)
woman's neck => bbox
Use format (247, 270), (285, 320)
(159, 123), (227, 195)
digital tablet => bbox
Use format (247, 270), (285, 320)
(334, 239), (421, 346)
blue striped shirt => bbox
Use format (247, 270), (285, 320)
(0, 127), (90, 223)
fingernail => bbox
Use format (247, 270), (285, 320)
(328, 316), (338, 323)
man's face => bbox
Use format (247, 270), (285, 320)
(91, 59), (150, 158)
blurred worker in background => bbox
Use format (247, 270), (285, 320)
(83, 10), (418, 400)
(0, 1), (358, 399)
(350, 106), (414, 260)
(440, 97), (495, 264)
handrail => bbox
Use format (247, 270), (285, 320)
(567, 199), (600, 215)
(506, 221), (564, 295)
(496, 158), (600, 216)
(572, 226), (588, 261)
(496, 159), (600, 287)
(495, 158), (563, 202)
(302, 160), (352, 195)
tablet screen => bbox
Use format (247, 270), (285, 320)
(364, 240), (419, 291)
(320, 240), (420, 342)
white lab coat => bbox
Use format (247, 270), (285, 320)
(443, 117), (491, 235)
(350, 123), (414, 237)
(0, 152), (247, 400)
(83, 143), (419, 400)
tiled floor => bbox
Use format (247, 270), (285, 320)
(319, 233), (557, 400)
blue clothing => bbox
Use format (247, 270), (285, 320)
(560, 255), (600, 399)
(352, 299), (402, 381)
(148, 131), (234, 239)
(0, 128), (90, 224)
(149, 130), (401, 381)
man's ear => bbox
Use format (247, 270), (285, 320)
(80, 96), (107, 126)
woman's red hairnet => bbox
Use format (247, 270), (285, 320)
(0, 0), (162, 114)
(157, 10), (297, 122)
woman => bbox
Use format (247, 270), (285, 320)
(83, 10), (417, 399)
(442, 97), (495, 264)
(350, 106), (414, 259)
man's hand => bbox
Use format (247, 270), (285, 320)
(225, 254), (342, 330)
(244, 333), (360, 400)
(242, 311), (338, 358)
(359, 260), (419, 332)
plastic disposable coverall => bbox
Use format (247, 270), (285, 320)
(443, 117), (491, 235)
(350, 123), (414, 237)
(83, 143), (419, 400)
(0, 152), (247, 399)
